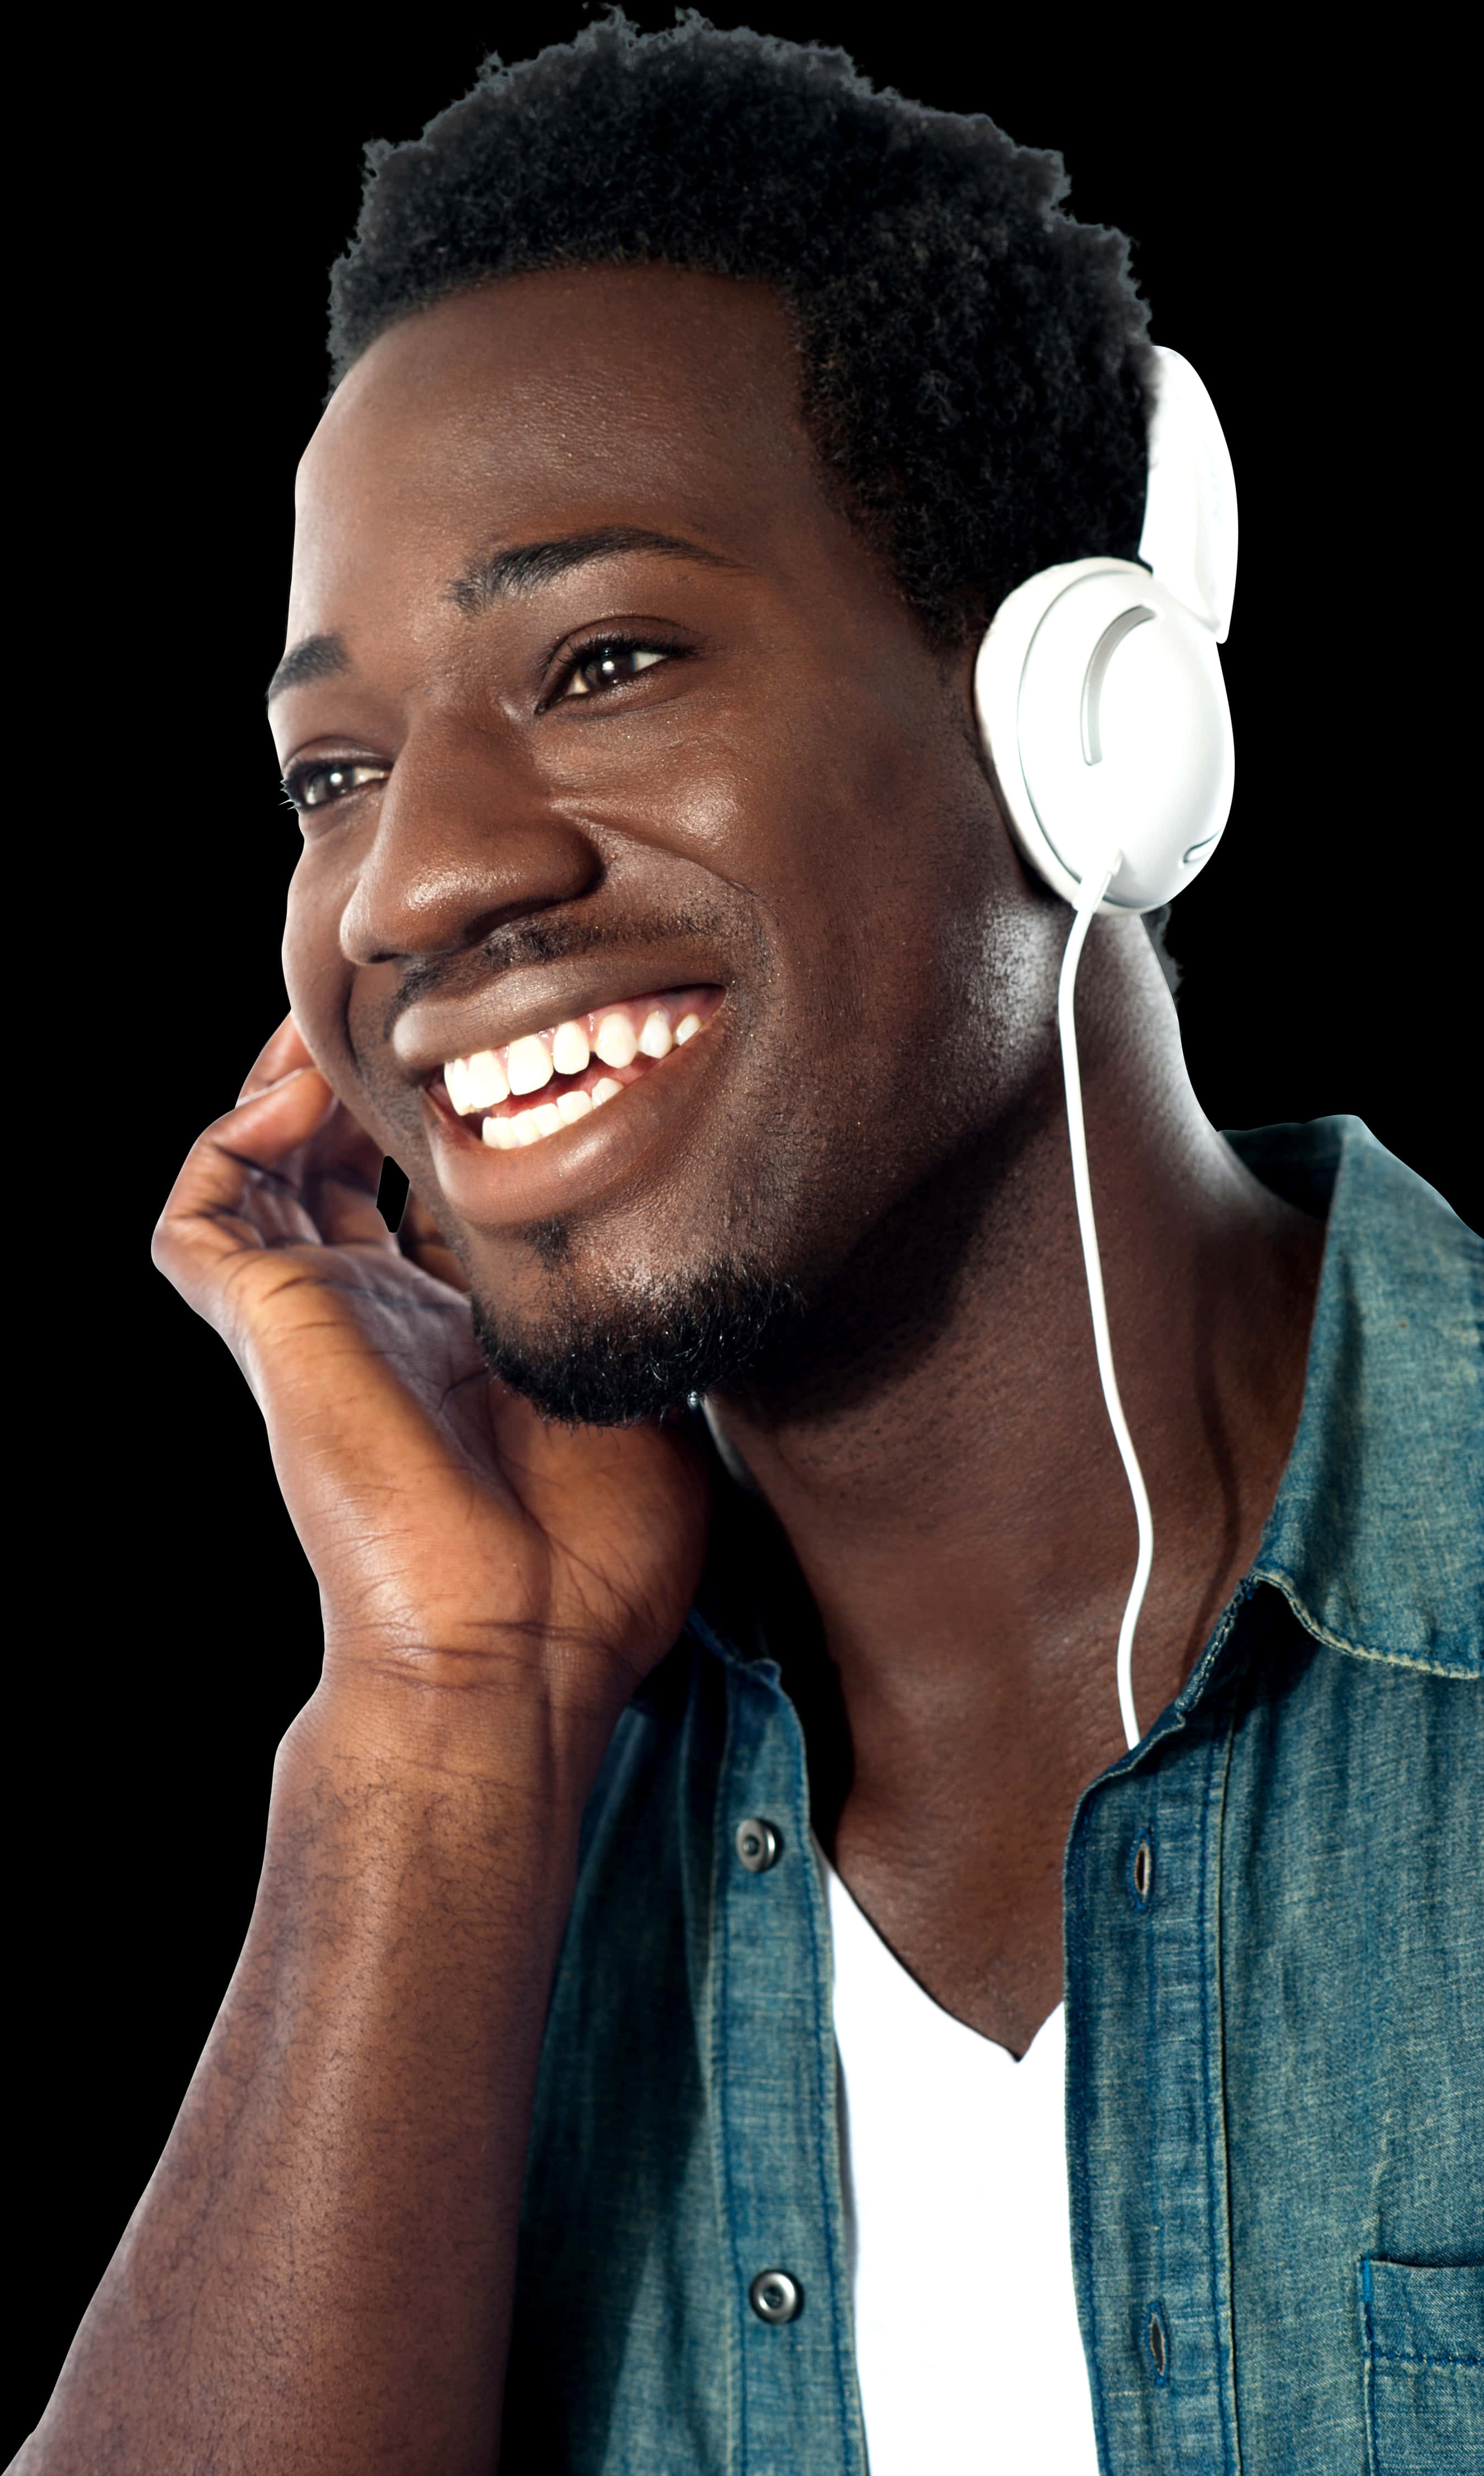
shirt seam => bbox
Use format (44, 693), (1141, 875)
(1197, 1717), (1231, 2470)
(1204, 1689), (1242, 2474)
(1369, 2349), (1484, 2369)
(797, 1707), (866, 2475)
(712, 1664), (747, 2473)
(1064, 1802), (1110, 2469)
(1248, 1567), (1479, 1680)
(1360, 2273), (1381, 2470)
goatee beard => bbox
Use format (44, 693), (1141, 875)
(471, 1257), (806, 1425)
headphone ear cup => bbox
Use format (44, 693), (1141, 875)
(974, 558), (1235, 913)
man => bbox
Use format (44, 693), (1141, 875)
(26, 19), (1481, 2474)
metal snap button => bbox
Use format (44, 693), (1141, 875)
(735, 1818), (781, 1873)
(749, 2268), (802, 2323)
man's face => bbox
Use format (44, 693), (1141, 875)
(275, 269), (1060, 1417)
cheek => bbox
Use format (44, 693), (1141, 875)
(281, 845), (357, 1075)
(774, 751), (1004, 1035)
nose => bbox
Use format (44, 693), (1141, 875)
(337, 724), (600, 966)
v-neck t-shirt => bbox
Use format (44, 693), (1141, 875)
(820, 1845), (1099, 2472)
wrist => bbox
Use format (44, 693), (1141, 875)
(287, 1637), (636, 1821)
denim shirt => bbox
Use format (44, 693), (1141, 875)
(502, 1119), (1483, 2475)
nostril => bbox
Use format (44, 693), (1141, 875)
(345, 883), (598, 973)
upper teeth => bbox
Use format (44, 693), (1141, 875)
(551, 1019), (590, 1075)
(441, 992), (708, 1141)
(444, 1049), (510, 1113)
(593, 1013), (638, 1069)
(506, 1033), (555, 1096)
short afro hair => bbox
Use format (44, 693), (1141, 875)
(328, 12), (1154, 647)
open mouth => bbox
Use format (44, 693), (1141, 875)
(432, 986), (720, 1150)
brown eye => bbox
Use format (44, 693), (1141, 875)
(287, 760), (387, 812)
(563, 642), (668, 698)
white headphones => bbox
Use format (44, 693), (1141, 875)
(973, 345), (1237, 914)
(974, 349), (1240, 1753)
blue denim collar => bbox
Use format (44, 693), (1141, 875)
(1232, 1116), (1481, 1678)
(687, 1117), (1482, 1693)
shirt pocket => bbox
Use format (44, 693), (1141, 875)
(1360, 2258), (1484, 2475)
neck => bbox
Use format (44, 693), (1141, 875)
(708, 914), (1324, 1808)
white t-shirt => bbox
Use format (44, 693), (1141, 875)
(820, 1846), (1100, 2473)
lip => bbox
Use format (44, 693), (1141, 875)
(419, 986), (727, 1230)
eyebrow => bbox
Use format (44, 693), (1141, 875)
(265, 632), (350, 706)
(447, 525), (742, 614)
(265, 529), (739, 705)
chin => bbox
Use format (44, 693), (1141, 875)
(469, 1256), (807, 1426)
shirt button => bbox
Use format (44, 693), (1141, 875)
(749, 2268), (802, 2323)
(735, 1818), (781, 1873)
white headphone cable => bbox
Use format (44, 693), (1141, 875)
(1057, 855), (1153, 1752)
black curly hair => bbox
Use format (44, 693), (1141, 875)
(328, 12), (1154, 652)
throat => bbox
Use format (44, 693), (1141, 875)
(827, 1778), (1070, 2061)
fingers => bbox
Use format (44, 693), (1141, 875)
(153, 1062), (340, 1319)
(399, 1191), (472, 1295)
(239, 1014), (316, 1103)
(299, 1104), (401, 1250)
(158, 1020), (474, 1348)
(235, 1019), (399, 1254)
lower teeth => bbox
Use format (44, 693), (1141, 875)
(481, 1076), (624, 1149)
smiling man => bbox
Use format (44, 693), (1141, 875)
(26, 20), (1483, 2476)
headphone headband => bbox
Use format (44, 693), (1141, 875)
(1138, 345), (1238, 644)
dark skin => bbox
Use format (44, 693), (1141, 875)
(26, 268), (1321, 2472)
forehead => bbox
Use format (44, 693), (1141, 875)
(291, 267), (841, 605)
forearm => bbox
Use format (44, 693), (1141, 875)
(24, 1677), (598, 2476)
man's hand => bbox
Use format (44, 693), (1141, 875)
(153, 1016), (710, 1777)
(24, 1022), (710, 2474)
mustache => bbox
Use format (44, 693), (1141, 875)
(377, 901), (737, 1046)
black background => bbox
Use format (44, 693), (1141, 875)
(18, 7), (1473, 2444)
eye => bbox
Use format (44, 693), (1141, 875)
(559, 639), (673, 700)
(282, 759), (388, 813)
